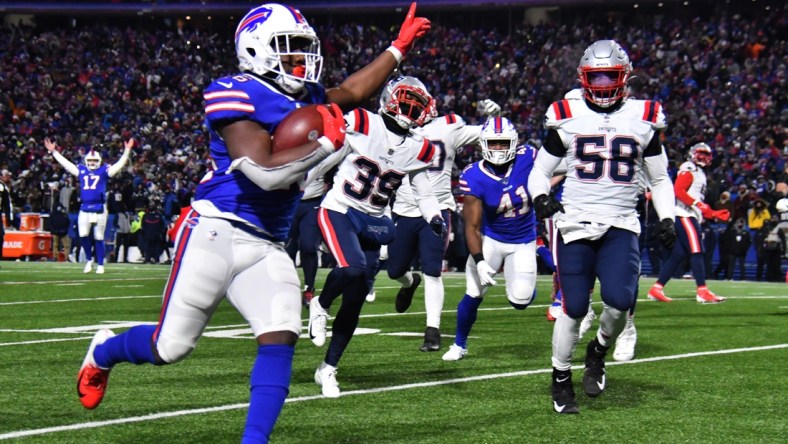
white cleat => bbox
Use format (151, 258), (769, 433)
(95, 265), (105, 274)
(308, 297), (329, 347)
(441, 343), (467, 361)
(613, 318), (637, 362)
(365, 291), (376, 303)
(578, 307), (597, 340)
(314, 362), (340, 398)
(83, 260), (93, 274)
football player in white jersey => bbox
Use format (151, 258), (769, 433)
(387, 98), (501, 352)
(73, 3), (432, 442)
(647, 142), (730, 303)
(528, 40), (677, 414)
(307, 76), (445, 397)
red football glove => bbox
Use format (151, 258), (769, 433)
(391, 2), (432, 55)
(317, 103), (346, 150)
(713, 209), (731, 222)
(695, 202), (715, 219)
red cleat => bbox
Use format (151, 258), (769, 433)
(647, 285), (672, 302)
(696, 287), (725, 304)
(77, 329), (115, 409)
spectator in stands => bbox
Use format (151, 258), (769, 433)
(724, 218), (751, 281)
(113, 210), (132, 263)
(713, 191), (735, 216)
(759, 216), (784, 282)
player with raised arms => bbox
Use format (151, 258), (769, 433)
(74, 3), (431, 442)
(45, 137), (133, 274)
(307, 76), (446, 397)
(528, 40), (676, 414)
(441, 116), (540, 361)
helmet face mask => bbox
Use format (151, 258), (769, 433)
(379, 76), (434, 129)
(480, 116), (518, 165)
(689, 142), (712, 167)
(578, 40), (632, 108)
(235, 4), (323, 93)
(84, 150), (102, 170)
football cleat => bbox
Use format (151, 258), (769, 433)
(77, 329), (115, 409)
(314, 362), (340, 398)
(365, 290), (376, 303)
(647, 285), (672, 302)
(302, 286), (314, 306)
(551, 369), (579, 414)
(308, 297), (329, 347)
(441, 343), (467, 361)
(613, 318), (637, 362)
(83, 260), (93, 274)
(583, 338), (608, 398)
(95, 265), (105, 275)
(546, 302), (562, 322)
(578, 306), (597, 340)
(696, 287), (725, 304)
(419, 326), (441, 352)
(395, 273), (422, 313)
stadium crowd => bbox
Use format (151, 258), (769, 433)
(0, 3), (786, 275)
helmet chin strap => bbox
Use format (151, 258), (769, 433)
(275, 73), (305, 94)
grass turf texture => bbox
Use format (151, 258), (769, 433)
(0, 262), (786, 443)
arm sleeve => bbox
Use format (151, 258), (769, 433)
(228, 145), (335, 191)
(673, 171), (696, 207)
(643, 148), (676, 221)
(51, 151), (80, 177)
(410, 169), (441, 222)
(527, 148), (563, 199)
(108, 148), (132, 177)
(304, 144), (350, 188)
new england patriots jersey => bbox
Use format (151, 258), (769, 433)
(544, 89), (666, 234)
(77, 164), (111, 213)
(320, 108), (436, 218)
(393, 113), (481, 217)
(193, 73), (327, 242)
(459, 146), (537, 244)
(674, 161), (707, 219)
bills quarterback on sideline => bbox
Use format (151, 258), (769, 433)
(528, 39), (676, 414)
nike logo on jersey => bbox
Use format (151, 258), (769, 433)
(217, 81), (233, 88)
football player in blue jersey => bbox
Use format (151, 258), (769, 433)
(442, 116), (539, 361)
(74, 3), (431, 443)
(45, 137), (132, 274)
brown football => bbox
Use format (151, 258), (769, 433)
(272, 104), (324, 153)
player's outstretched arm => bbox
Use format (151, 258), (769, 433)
(44, 137), (79, 177)
(108, 138), (134, 177)
(325, 2), (430, 109)
(463, 194), (496, 286)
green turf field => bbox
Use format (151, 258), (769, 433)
(1, 261), (786, 443)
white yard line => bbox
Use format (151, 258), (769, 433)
(0, 343), (785, 440)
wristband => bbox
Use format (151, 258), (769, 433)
(472, 253), (484, 264)
(386, 46), (403, 64)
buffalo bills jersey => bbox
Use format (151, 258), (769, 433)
(459, 146), (537, 244)
(193, 73), (327, 242)
(544, 89), (666, 235)
(394, 114), (481, 216)
(320, 108), (436, 218)
(77, 164), (111, 213)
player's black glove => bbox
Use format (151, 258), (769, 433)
(533, 195), (565, 220)
(656, 218), (677, 250)
(429, 216), (447, 237)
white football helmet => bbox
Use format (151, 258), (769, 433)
(776, 198), (788, 213)
(235, 3), (322, 93)
(480, 116), (518, 165)
(577, 40), (632, 108)
(689, 142), (712, 167)
(84, 150), (102, 170)
(379, 76), (434, 129)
